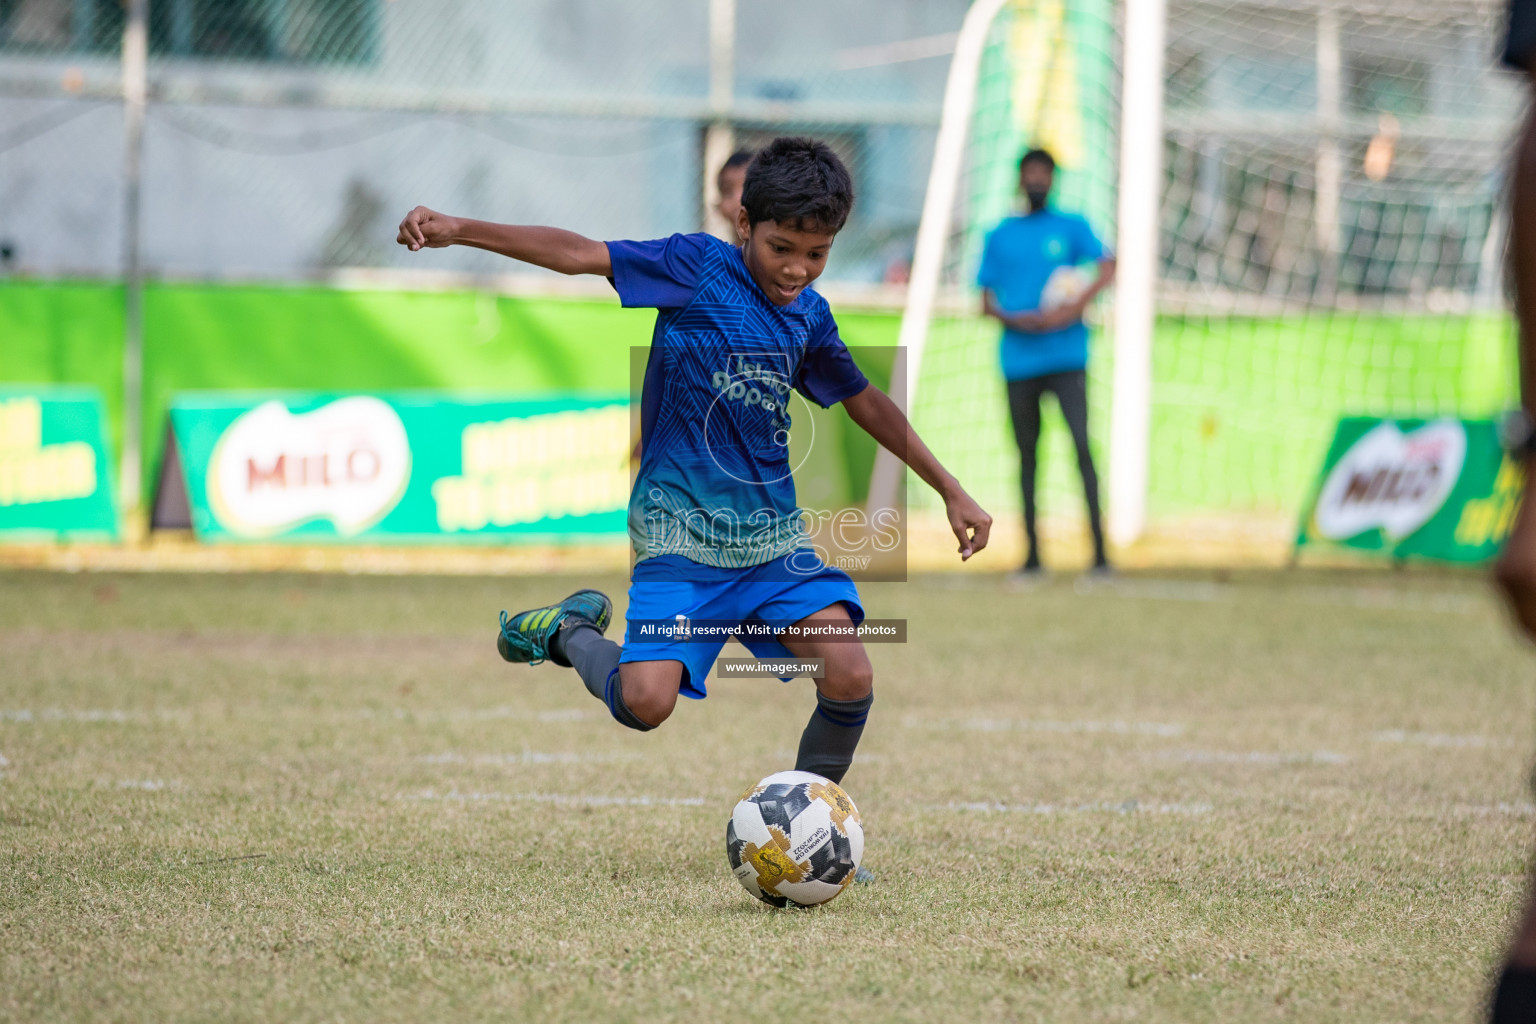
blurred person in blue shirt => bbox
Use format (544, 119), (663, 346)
(978, 148), (1116, 577)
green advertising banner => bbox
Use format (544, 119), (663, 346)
(169, 393), (630, 543)
(1297, 416), (1522, 564)
(0, 386), (118, 542)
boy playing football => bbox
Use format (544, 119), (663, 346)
(396, 137), (990, 789)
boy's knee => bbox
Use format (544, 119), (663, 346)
(820, 658), (873, 702)
(621, 676), (678, 727)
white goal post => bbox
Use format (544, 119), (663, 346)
(865, 0), (1163, 550)
(864, 0), (1010, 523)
(1107, 0), (1165, 545)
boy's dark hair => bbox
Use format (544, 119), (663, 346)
(1020, 148), (1056, 173)
(740, 137), (854, 233)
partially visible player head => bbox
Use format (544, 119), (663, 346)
(736, 136), (854, 306)
(715, 149), (755, 231)
(1019, 148), (1056, 213)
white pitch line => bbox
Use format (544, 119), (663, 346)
(1070, 578), (1484, 615)
(926, 799), (1213, 816)
(1073, 578), (1229, 602)
(1371, 730), (1513, 748)
(419, 751), (642, 766)
(2, 709), (135, 723)
(1154, 749), (1348, 765)
(0, 708), (191, 724)
(350, 707), (592, 723)
(1455, 802), (1536, 816)
(403, 789), (706, 808)
(1295, 586), (1484, 614)
(907, 716), (1185, 737)
(769, 750), (889, 763)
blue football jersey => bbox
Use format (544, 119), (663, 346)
(976, 208), (1108, 381)
(606, 233), (868, 568)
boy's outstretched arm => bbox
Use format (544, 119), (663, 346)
(396, 206), (611, 276)
(842, 384), (992, 561)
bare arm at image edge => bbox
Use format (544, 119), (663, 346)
(396, 206), (612, 276)
(1496, 73), (1536, 646)
(1492, 64), (1536, 1003)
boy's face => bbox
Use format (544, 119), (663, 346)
(736, 211), (835, 306)
(716, 165), (748, 234)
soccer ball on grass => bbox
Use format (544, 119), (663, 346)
(726, 770), (863, 908)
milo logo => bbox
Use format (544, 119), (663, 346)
(1313, 420), (1466, 541)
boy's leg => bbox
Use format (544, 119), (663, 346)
(779, 602), (873, 786)
(553, 621), (683, 730)
(1006, 377), (1046, 569)
(496, 589), (684, 731)
(615, 659), (685, 728)
(1052, 370), (1108, 568)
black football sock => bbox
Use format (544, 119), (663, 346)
(554, 622), (653, 732)
(553, 622), (621, 703)
(795, 691), (873, 785)
(1493, 965), (1536, 1023)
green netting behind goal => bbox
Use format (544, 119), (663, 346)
(906, 0), (1518, 556)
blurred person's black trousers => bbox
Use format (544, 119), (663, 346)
(1005, 370), (1106, 568)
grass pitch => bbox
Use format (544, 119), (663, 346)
(2, 566), (1534, 1022)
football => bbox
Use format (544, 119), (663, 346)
(726, 770), (864, 908)
(1039, 264), (1092, 312)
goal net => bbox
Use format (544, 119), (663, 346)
(901, 0), (1521, 565)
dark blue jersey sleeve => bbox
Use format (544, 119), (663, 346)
(605, 233), (709, 309)
(794, 314), (869, 408)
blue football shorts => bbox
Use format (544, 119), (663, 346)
(618, 551), (865, 699)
